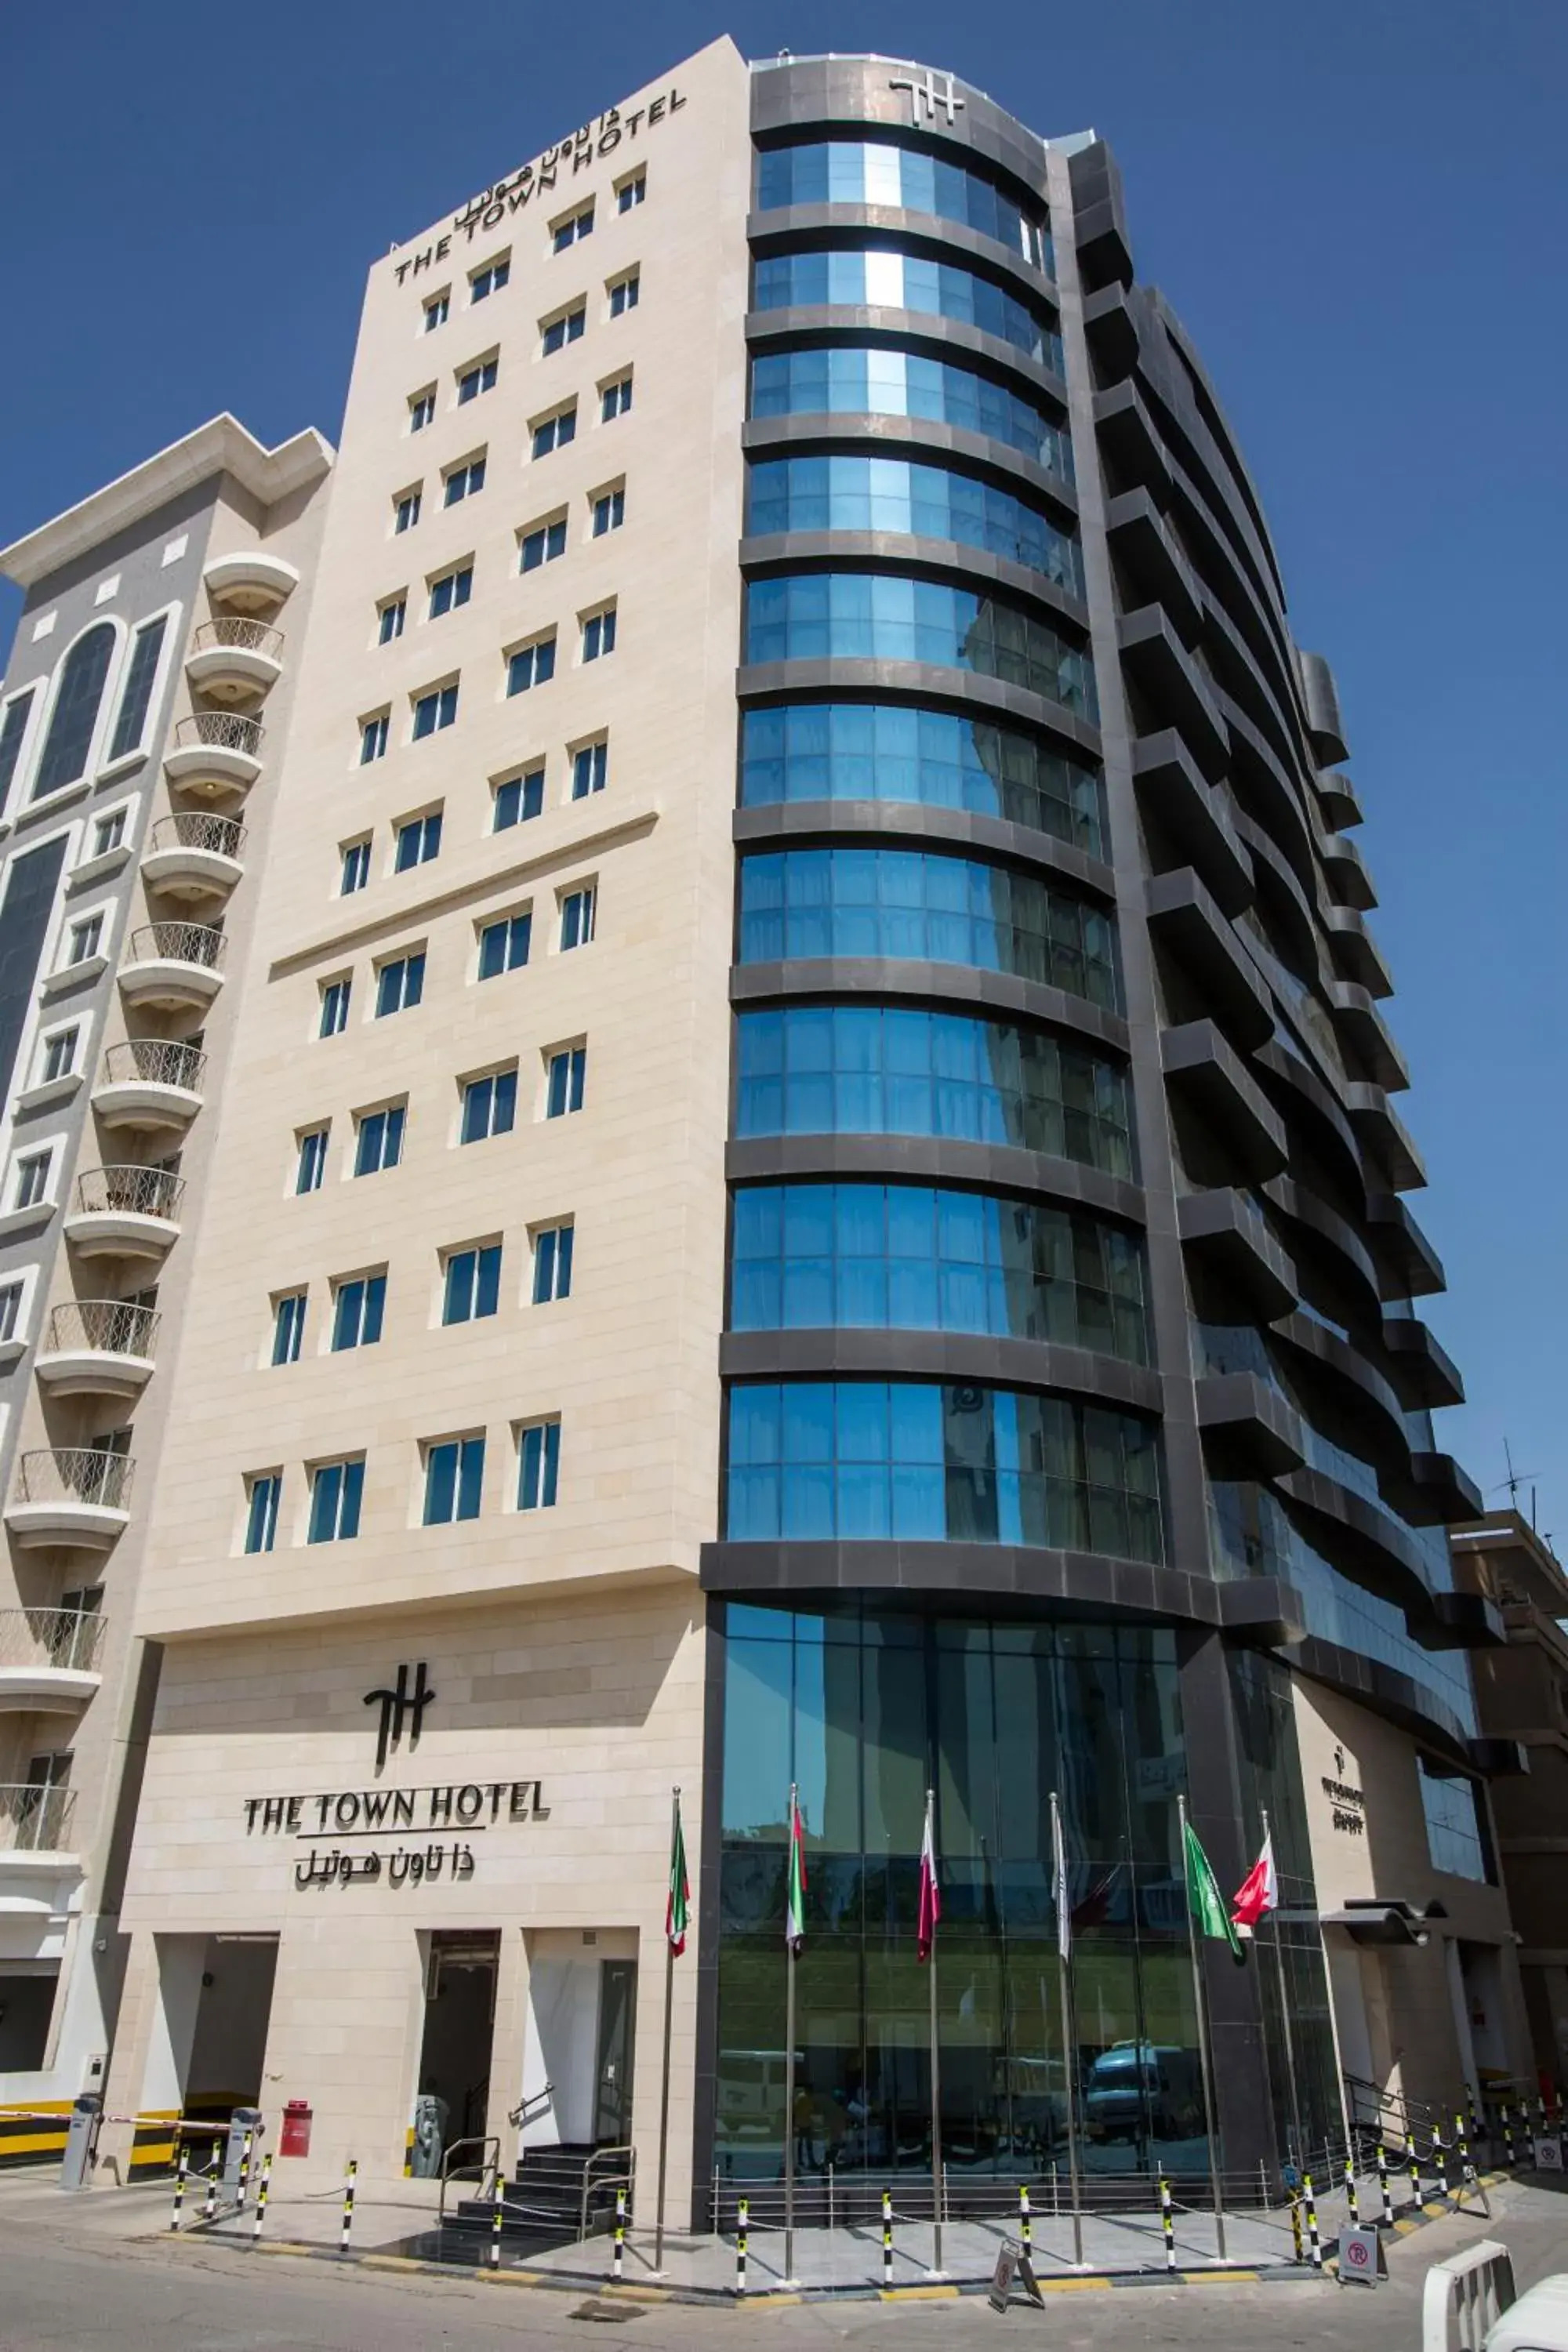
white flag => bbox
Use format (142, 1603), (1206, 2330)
(1051, 1794), (1072, 1965)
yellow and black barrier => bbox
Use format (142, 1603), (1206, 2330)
(0, 2103), (71, 2169)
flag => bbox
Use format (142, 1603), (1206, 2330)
(785, 1788), (807, 1955)
(666, 1795), (690, 1957)
(917, 1793), (941, 1962)
(1184, 1817), (1243, 1961)
(1051, 1795), (1072, 1965)
(1230, 1833), (1278, 1940)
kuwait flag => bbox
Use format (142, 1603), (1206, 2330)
(666, 1793), (691, 1958)
(786, 1786), (807, 1955)
(1183, 1815), (1243, 1962)
(917, 1791), (941, 1962)
(1230, 1833), (1278, 1940)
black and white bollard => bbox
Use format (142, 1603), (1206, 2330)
(252, 2153), (271, 2245)
(491, 2171), (504, 2270)
(1303, 2173), (1322, 2272)
(612, 2187), (625, 2282)
(1436, 2129), (1450, 2200)
(1377, 2140), (1392, 2228)
(1501, 2103), (1516, 2169)
(1018, 2183), (1032, 2259)
(735, 2196), (749, 2296)
(204, 2144), (218, 2227)
(1159, 2175), (1177, 2272)
(1408, 2138), (1422, 2209)
(882, 2187), (894, 2288)
(340, 2158), (357, 2255)
(1456, 2110), (1473, 2189)
(237, 2129), (252, 2212)
(1343, 2151), (1359, 2227)
(170, 2146), (188, 2232)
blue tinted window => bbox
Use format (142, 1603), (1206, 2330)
(244, 1474), (281, 1555)
(533, 1222), (574, 1303)
(271, 1292), (307, 1366)
(461, 1069), (517, 1144)
(725, 1381), (1162, 1559)
(735, 1005), (1133, 1178)
(747, 457), (1082, 595)
(0, 690), (34, 815)
(755, 140), (1051, 273)
(308, 1457), (364, 1543)
(108, 617), (168, 760)
(745, 574), (1097, 721)
(478, 912), (532, 978)
(444, 1243), (502, 1324)
(332, 1273), (386, 1350)
(739, 703), (1104, 858)
(753, 249), (1062, 374)
(34, 623), (115, 798)
(424, 1435), (485, 1524)
(1417, 1759), (1494, 1882)
(518, 1420), (561, 1508)
(750, 347), (1072, 480)
(495, 769), (544, 829)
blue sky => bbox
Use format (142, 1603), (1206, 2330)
(5, 1), (1565, 1538)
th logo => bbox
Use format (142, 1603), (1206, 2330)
(364, 1661), (437, 1772)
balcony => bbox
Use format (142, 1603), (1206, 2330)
(5, 1449), (134, 1551)
(0, 1781), (77, 1857)
(34, 1301), (159, 1400)
(202, 548), (300, 614)
(0, 1608), (106, 1712)
(118, 921), (227, 1012)
(65, 1165), (185, 1260)
(163, 710), (263, 800)
(184, 616), (284, 705)
(140, 811), (246, 905)
(92, 1038), (206, 1131)
(1320, 832), (1377, 912)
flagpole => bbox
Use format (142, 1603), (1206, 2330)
(1049, 1792), (1084, 2270)
(1178, 1794), (1228, 2261)
(783, 1782), (799, 2288)
(924, 1788), (944, 2278)
(1259, 1809), (1304, 2178)
(653, 1785), (679, 2276)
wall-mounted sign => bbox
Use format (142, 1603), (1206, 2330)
(364, 1660), (435, 1771)
(244, 1778), (550, 1889)
(1323, 1744), (1367, 1837)
(889, 69), (965, 126)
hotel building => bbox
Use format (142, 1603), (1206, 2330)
(2, 42), (1535, 2205)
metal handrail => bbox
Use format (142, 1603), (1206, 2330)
(579, 2143), (635, 2242)
(43, 1301), (159, 1359)
(191, 617), (283, 659)
(506, 2082), (555, 2130)
(437, 2133), (499, 2225)
(0, 1782), (76, 1853)
(147, 811), (246, 859)
(173, 710), (263, 755)
(73, 1166), (186, 1221)
(0, 1607), (105, 1673)
(99, 1039), (207, 1091)
(13, 1448), (134, 1512)
(125, 922), (227, 971)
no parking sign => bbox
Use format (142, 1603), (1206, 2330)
(1339, 2226), (1388, 2287)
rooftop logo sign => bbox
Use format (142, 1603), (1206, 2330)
(452, 88), (687, 241)
(889, 69), (965, 125)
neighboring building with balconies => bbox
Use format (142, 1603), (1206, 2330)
(0, 416), (332, 2110)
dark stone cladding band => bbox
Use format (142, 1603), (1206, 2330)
(747, 306), (1068, 411)
(739, 531), (1091, 639)
(732, 800), (1116, 905)
(735, 658), (1102, 766)
(720, 1327), (1162, 1417)
(1286, 1632), (1474, 1762)
(742, 413), (1080, 522)
(1269, 1311), (1410, 1468)
(746, 204), (1060, 311)
(1275, 1464), (1439, 1610)
(729, 956), (1131, 1059)
(750, 56), (1051, 216)
(725, 1134), (1147, 1229)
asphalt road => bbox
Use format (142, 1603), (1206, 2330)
(0, 2178), (1563, 2350)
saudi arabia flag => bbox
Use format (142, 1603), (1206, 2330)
(786, 1789), (807, 1955)
(1183, 1817), (1243, 1962)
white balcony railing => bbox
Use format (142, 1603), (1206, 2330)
(190, 617), (284, 660)
(73, 1166), (186, 1223)
(172, 710), (264, 757)
(98, 1039), (208, 1092)
(0, 1607), (107, 1674)
(145, 811), (247, 860)
(0, 1782), (76, 1854)
(43, 1301), (160, 1362)
(12, 1449), (134, 1513)
(124, 923), (227, 975)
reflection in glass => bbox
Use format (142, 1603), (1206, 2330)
(753, 248), (1064, 375)
(750, 347), (1072, 479)
(755, 140), (1053, 274)
(747, 456), (1083, 596)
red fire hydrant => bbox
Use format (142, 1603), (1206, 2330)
(279, 2100), (312, 2158)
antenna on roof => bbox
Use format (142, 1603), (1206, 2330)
(1489, 1439), (1541, 1517)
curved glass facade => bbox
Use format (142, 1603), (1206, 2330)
(746, 574), (1097, 720)
(746, 456), (1082, 593)
(750, 347), (1073, 480)
(730, 1181), (1149, 1360)
(739, 847), (1120, 1011)
(725, 1381), (1164, 1558)
(739, 703), (1105, 860)
(755, 138), (1051, 272)
(753, 249), (1064, 375)
(735, 1004), (1134, 1176)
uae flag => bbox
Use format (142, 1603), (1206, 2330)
(666, 1794), (691, 1958)
(1183, 1816), (1243, 1962)
(1230, 1834), (1278, 1940)
(917, 1792), (941, 1962)
(786, 1790), (807, 1955)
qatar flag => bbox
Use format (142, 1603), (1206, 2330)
(1231, 1833), (1279, 1939)
(916, 1792), (941, 1962)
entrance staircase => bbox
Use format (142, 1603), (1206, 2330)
(452, 2143), (631, 2247)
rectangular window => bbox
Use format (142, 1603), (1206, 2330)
(271, 1291), (307, 1367)
(66, 914), (103, 964)
(507, 637), (557, 695)
(354, 1104), (406, 1174)
(471, 256), (510, 302)
(394, 811), (442, 871)
(554, 204), (593, 251)
(93, 809), (127, 857)
(332, 1272), (387, 1351)
(560, 887), (595, 949)
(0, 1279), (22, 1342)
(520, 517), (568, 572)
(608, 273), (639, 317)
(376, 952), (426, 1017)
(478, 910), (532, 978)
(617, 172), (645, 213)
(601, 374), (633, 422)
(581, 607), (616, 662)
(429, 565), (473, 619)
(379, 597), (407, 644)
(542, 306), (586, 355)
(424, 1434), (485, 1525)
(494, 768), (545, 829)
(296, 1127), (328, 1195)
(412, 683), (459, 738)
(517, 1419), (561, 1509)
(443, 1242), (502, 1325)
(108, 616), (167, 759)
(319, 977), (351, 1037)
(546, 1046), (586, 1118)
(308, 1457), (365, 1544)
(532, 1221), (574, 1304)
(13, 1152), (50, 1210)
(423, 292), (449, 331)
(461, 1067), (517, 1144)
(444, 456), (487, 506)
(572, 740), (608, 798)
(244, 1472), (282, 1555)
(394, 489), (422, 533)
(409, 389), (436, 431)
(41, 1026), (78, 1083)
(360, 713), (390, 764)
(457, 356), (498, 403)
(0, 689), (36, 812)
(592, 487), (624, 537)
(340, 838), (372, 895)
(532, 406), (577, 459)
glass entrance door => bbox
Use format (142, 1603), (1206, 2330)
(593, 1959), (637, 2145)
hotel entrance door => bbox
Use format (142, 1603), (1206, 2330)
(593, 1958), (637, 2145)
(412, 1930), (498, 2172)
